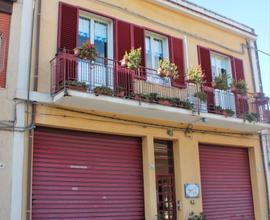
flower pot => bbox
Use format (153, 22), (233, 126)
(158, 100), (172, 106)
(68, 85), (87, 92)
(120, 58), (127, 67)
(73, 48), (81, 56)
(118, 91), (125, 97)
(133, 95), (141, 101)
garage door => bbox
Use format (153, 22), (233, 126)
(199, 145), (255, 220)
(32, 127), (144, 220)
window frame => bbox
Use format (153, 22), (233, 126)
(78, 11), (114, 60)
(210, 51), (233, 85)
(145, 31), (169, 70)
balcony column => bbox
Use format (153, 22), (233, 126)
(142, 135), (158, 220)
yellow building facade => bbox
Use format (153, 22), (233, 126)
(16, 0), (270, 219)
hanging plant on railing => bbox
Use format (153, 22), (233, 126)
(186, 65), (205, 86)
(212, 73), (230, 90)
(231, 80), (248, 95)
(74, 40), (97, 61)
(157, 59), (179, 79)
(121, 47), (142, 70)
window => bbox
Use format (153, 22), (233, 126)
(211, 52), (235, 111)
(210, 52), (233, 85)
(78, 14), (112, 60)
(145, 32), (169, 86)
(77, 13), (113, 88)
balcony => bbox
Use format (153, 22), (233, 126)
(49, 52), (270, 132)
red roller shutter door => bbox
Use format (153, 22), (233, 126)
(32, 127), (144, 220)
(199, 145), (255, 220)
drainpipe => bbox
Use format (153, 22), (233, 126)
(260, 132), (270, 217)
(26, 0), (41, 219)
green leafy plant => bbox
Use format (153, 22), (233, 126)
(188, 212), (206, 220)
(232, 80), (248, 95)
(244, 112), (258, 123)
(213, 73), (230, 90)
(123, 47), (142, 69)
(214, 105), (223, 113)
(158, 59), (179, 79)
(94, 86), (113, 96)
(194, 91), (208, 102)
(66, 80), (87, 91)
(148, 93), (159, 102)
(187, 65), (204, 85)
(223, 108), (235, 117)
(78, 40), (97, 60)
(180, 100), (193, 110)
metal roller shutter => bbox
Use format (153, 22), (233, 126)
(32, 127), (144, 220)
(199, 145), (255, 220)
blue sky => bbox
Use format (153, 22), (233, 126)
(188, 0), (270, 96)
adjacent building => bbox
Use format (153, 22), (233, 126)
(1, 0), (270, 219)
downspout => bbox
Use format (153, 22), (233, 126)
(260, 133), (270, 217)
(26, 0), (41, 219)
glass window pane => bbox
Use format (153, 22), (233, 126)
(94, 21), (108, 58)
(154, 39), (163, 69)
(145, 36), (152, 69)
(78, 17), (90, 47)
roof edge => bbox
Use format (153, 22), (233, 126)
(147, 0), (257, 39)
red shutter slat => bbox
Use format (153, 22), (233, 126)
(170, 37), (185, 88)
(32, 127), (145, 220)
(199, 145), (255, 220)
(232, 58), (248, 114)
(57, 3), (78, 82)
(198, 46), (212, 84)
(233, 58), (245, 81)
(115, 20), (132, 61)
(133, 25), (145, 68)
(58, 2), (78, 51)
(198, 46), (214, 110)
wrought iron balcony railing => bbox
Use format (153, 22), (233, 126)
(50, 52), (270, 124)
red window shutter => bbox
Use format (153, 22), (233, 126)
(233, 57), (245, 81)
(169, 37), (185, 88)
(133, 25), (145, 68)
(58, 2), (78, 52)
(114, 20), (132, 61)
(198, 46), (214, 110)
(198, 46), (212, 85)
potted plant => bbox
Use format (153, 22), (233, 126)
(223, 108), (235, 117)
(76, 40), (97, 61)
(66, 80), (87, 92)
(188, 212), (206, 220)
(157, 59), (179, 79)
(194, 91), (208, 102)
(213, 73), (230, 90)
(179, 100), (194, 110)
(231, 80), (248, 95)
(148, 93), (159, 103)
(122, 47), (142, 70)
(94, 86), (113, 96)
(214, 105), (223, 114)
(186, 65), (204, 86)
(158, 97), (172, 106)
(117, 86), (125, 97)
(244, 112), (258, 123)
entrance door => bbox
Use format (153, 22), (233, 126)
(154, 140), (176, 220)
